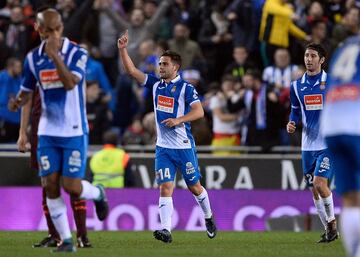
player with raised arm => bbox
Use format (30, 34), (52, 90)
(118, 30), (217, 243)
(287, 43), (338, 243)
(8, 8), (108, 253)
(321, 35), (360, 256)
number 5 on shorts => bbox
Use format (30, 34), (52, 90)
(40, 156), (50, 170)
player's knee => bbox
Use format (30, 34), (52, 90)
(63, 183), (80, 196)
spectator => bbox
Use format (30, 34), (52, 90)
(224, 45), (254, 81)
(259, 0), (311, 66)
(209, 75), (241, 155)
(0, 57), (22, 142)
(198, 4), (233, 82)
(168, 22), (205, 71)
(262, 48), (298, 89)
(227, 70), (284, 151)
(332, 6), (360, 48)
(102, 0), (172, 66)
(310, 19), (333, 59)
(90, 130), (134, 187)
(86, 81), (112, 145)
(0, 5), (33, 59)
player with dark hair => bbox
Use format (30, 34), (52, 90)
(118, 30), (217, 243)
(287, 43), (338, 243)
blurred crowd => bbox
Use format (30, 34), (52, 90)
(0, 0), (359, 152)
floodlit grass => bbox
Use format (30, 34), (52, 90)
(0, 231), (346, 257)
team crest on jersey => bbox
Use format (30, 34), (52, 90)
(171, 85), (176, 93)
(304, 94), (323, 110)
(40, 69), (63, 89)
(157, 95), (174, 113)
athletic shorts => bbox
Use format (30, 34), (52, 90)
(302, 149), (334, 187)
(326, 135), (360, 195)
(37, 135), (88, 178)
(155, 146), (201, 186)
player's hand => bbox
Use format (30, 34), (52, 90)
(287, 121), (296, 133)
(45, 35), (61, 59)
(161, 118), (181, 128)
(17, 133), (30, 153)
(8, 96), (21, 112)
(117, 30), (128, 49)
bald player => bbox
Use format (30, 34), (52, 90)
(9, 8), (108, 253)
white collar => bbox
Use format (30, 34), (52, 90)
(161, 75), (181, 84)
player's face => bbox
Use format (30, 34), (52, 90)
(158, 56), (178, 80)
(37, 15), (63, 40)
(304, 49), (323, 72)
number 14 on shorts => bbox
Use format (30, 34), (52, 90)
(157, 168), (171, 181)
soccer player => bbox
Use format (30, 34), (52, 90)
(287, 43), (338, 243)
(8, 8), (108, 252)
(321, 35), (360, 256)
(117, 30), (217, 243)
(17, 86), (91, 248)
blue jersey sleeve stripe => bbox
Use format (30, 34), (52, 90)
(72, 71), (83, 80)
(27, 53), (36, 76)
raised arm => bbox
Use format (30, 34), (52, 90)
(117, 30), (146, 84)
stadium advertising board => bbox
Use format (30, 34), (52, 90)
(0, 155), (320, 190)
(0, 188), (341, 231)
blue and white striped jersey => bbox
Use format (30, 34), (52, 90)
(321, 35), (360, 137)
(20, 37), (88, 137)
(143, 74), (200, 149)
(290, 70), (327, 151)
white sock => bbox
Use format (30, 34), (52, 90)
(340, 208), (360, 257)
(80, 180), (101, 200)
(194, 187), (212, 219)
(322, 193), (335, 222)
(159, 197), (173, 232)
(313, 198), (327, 230)
(46, 197), (72, 241)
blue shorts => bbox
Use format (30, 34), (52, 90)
(326, 135), (360, 195)
(37, 135), (88, 178)
(302, 149), (334, 187)
(155, 146), (201, 186)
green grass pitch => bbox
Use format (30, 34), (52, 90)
(0, 231), (346, 257)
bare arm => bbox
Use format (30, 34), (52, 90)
(162, 101), (204, 128)
(117, 30), (146, 84)
(46, 36), (79, 90)
(17, 94), (33, 152)
(8, 90), (32, 112)
(212, 107), (239, 122)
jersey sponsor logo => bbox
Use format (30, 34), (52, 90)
(304, 94), (323, 110)
(157, 95), (175, 113)
(39, 69), (63, 90)
(326, 85), (360, 103)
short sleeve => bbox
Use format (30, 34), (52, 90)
(143, 74), (160, 90)
(69, 47), (88, 81)
(20, 53), (37, 92)
(184, 83), (200, 105)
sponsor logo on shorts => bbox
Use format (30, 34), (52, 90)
(320, 156), (330, 170)
(186, 162), (195, 174)
(69, 150), (81, 167)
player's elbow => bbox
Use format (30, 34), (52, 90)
(196, 107), (204, 119)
